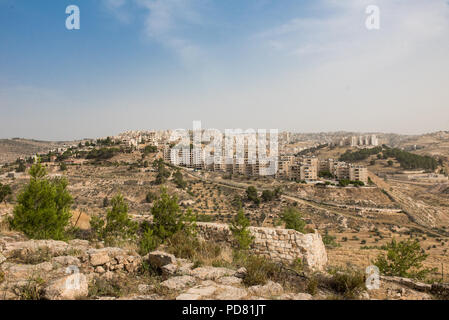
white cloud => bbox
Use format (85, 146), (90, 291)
(102, 0), (131, 23)
(136, 0), (204, 65)
(103, 0), (206, 66)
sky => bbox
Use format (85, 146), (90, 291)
(0, 0), (449, 140)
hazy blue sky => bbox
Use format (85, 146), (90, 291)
(1, 0), (449, 140)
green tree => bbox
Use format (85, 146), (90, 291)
(0, 183), (12, 205)
(139, 225), (159, 255)
(153, 159), (171, 185)
(246, 186), (260, 205)
(59, 162), (68, 171)
(151, 188), (185, 240)
(143, 145), (157, 156)
(231, 195), (243, 209)
(230, 209), (254, 250)
(261, 190), (274, 202)
(374, 239), (435, 279)
(280, 206), (306, 233)
(91, 194), (138, 245)
(173, 169), (187, 189)
(9, 163), (73, 240)
(145, 191), (157, 203)
(16, 161), (26, 173)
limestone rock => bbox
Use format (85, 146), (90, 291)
(248, 281), (283, 297)
(2, 240), (70, 259)
(161, 275), (196, 290)
(44, 273), (88, 300)
(51, 256), (81, 267)
(280, 293), (312, 300)
(234, 267), (247, 279)
(190, 266), (235, 280)
(217, 276), (242, 286)
(161, 263), (178, 276)
(185, 285), (218, 298)
(88, 249), (111, 266)
(2, 262), (53, 281)
(138, 284), (154, 294)
(147, 251), (177, 268)
(176, 293), (201, 300)
(215, 285), (248, 300)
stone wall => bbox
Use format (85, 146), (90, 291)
(195, 222), (328, 271)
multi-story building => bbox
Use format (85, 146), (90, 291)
(349, 166), (368, 184)
(300, 165), (317, 181)
(163, 143), (367, 183)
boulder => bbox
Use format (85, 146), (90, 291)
(2, 240), (70, 259)
(51, 256), (81, 267)
(248, 281), (283, 297)
(161, 276), (196, 290)
(2, 262), (53, 281)
(234, 267), (247, 279)
(161, 264), (178, 277)
(215, 285), (248, 300)
(185, 285), (218, 298)
(88, 250), (110, 266)
(217, 276), (242, 286)
(190, 267), (235, 280)
(147, 251), (177, 268)
(44, 273), (88, 300)
(280, 292), (312, 300)
(176, 293), (201, 300)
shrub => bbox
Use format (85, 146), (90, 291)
(328, 266), (366, 299)
(0, 183), (12, 205)
(86, 148), (119, 160)
(139, 226), (159, 255)
(143, 145), (157, 156)
(166, 230), (223, 267)
(59, 162), (68, 171)
(16, 276), (46, 300)
(318, 171), (334, 179)
(280, 207), (306, 233)
(88, 277), (124, 298)
(16, 161), (26, 173)
(306, 274), (319, 295)
(322, 230), (339, 248)
(90, 194), (138, 245)
(151, 188), (187, 240)
(154, 159), (171, 185)
(241, 255), (280, 286)
(231, 195), (243, 209)
(373, 239), (436, 279)
(145, 191), (157, 203)
(9, 163), (73, 240)
(173, 170), (187, 189)
(102, 197), (109, 208)
(230, 209), (254, 250)
(246, 186), (260, 205)
(261, 190), (274, 202)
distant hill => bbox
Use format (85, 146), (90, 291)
(0, 138), (71, 164)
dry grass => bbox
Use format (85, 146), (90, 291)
(166, 231), (231, 267)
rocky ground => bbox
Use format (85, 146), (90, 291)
(1, 229), (445, 301)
